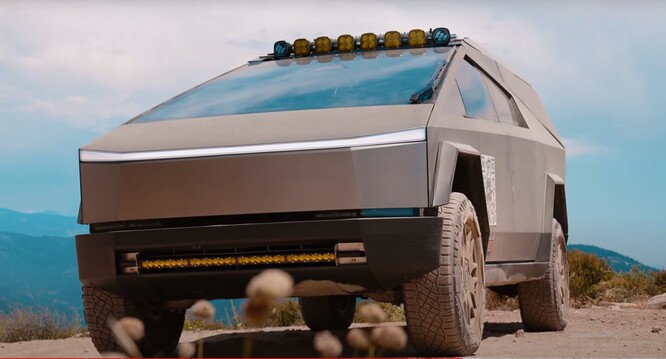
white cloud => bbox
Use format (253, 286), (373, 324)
(563, 138), (609, 158)
(25, 95), (143, 130)
(0, 0), (664, 133)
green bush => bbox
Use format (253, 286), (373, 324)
(568, 249), (614, 303)
(651, 269), (666, 292)
(0, 306), (83, 342)
(595, 266), (660, 303)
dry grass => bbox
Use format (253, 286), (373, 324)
(353, 301), (405, 323)
(264, 300), (304, 327)
(182, 317), (226, 331)
(568, 250), (663, 306)
(0, 306), (83, 342)
(486, 290), (519, 311)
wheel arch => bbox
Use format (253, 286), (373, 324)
(545, 173), (568, 242)
(431, 142), (490, 254)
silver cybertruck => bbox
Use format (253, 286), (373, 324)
(76, 27), (569, 356)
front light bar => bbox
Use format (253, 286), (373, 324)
(141, 252), (336, 270)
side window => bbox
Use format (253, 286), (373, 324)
(482, 74), (527, 127)
(455, 60), (498, 121)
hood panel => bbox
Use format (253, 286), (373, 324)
(83, 104), (433, 153)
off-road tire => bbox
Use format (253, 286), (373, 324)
(82, 285), (185, 356)
(402, 192), (486, 356)
(299, 296), (355, 330)
(517, 219), (569, 331)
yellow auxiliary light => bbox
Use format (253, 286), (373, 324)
(293, 38), (311, 57)
(408, 29), (427, 47)
(384, 31), (402, 49)
(360, 32), (378, 51)
(140, 251), (336, 270)
(314, 36), (332, 54)
(337, 34), (355, 52)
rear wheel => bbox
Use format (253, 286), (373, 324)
(517, 219), (569, 331)
(402, 192), (486, 356)
(299, 296), (355, 330)
(82, 285), (185, 356)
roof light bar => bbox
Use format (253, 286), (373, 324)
(271, 27), (453, 58)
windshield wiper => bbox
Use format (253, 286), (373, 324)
(410, 83), (435, 104)
(409, 48), (455, 104)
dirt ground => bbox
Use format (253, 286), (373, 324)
(1, 307), (664, 358)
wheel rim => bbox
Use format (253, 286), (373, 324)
(461, 220), (482, 333)
(556, 240), (570, 317)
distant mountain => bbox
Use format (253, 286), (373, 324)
(0, 230), (238, 322)
(0, 208), (87, 237)
(568, 244), (658, 273)
(0, 231), (81, 315)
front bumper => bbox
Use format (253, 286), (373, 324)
(76, 216), (442, 301)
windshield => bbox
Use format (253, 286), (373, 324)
(133, 47), (451, 123)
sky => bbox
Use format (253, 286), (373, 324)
(0, 0), (665, 268)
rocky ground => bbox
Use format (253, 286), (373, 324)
(1, 307), (664, 358)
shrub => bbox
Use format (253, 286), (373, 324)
(595, 266), (660, 303)
(0, 306), (83, 342)
(263, 300), (304, 327)
(651, 269), (666, 292)
(353, 301), (405, 323)
(568, 249), (614, 302)
(486, 290), (519, 311)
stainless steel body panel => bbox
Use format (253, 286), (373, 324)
(80, 141), (428, 223)
(425, 40), (565, 267)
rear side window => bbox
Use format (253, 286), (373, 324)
(456, 58), (526, 127)
(482, 73), (527, 127)
(455, 60), (497, 121)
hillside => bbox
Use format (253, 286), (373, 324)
(0, 208), (87, 237)
(568, 244), (657, 273)
(0, 232), (81, 315)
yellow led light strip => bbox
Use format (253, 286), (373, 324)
(141, 252), (336, 270)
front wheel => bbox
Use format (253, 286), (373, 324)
(299, 296), (355, 330)
(82, 285), (185, 356)
(402, 192), (486, 356)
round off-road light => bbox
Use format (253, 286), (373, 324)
(314, 36), (332, 54)
(293, 38), (311, 57)
(360, 32), (378, 50)
(431, 27), (451, 46)
(273, 40), (291, 58)
(337, 34), (355, 52)
(384, 31), (402, 49)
